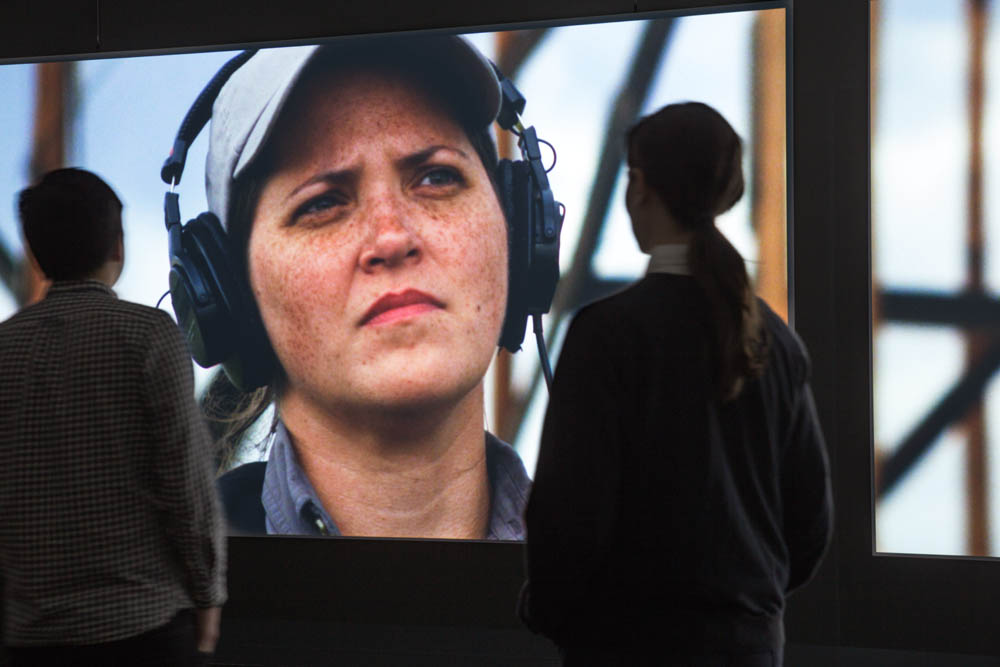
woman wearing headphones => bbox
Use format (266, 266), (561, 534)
(192, 36), (533, 540)
(519, 103), (832, 665)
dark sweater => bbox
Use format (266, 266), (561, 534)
(520, 274), (832, 652)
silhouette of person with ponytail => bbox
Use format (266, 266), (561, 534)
(519, 102), (832, 667)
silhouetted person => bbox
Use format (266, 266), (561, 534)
(519, 103), (832, 666)
(0, 169), (226, 666)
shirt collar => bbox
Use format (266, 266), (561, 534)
(45, 280), (117, 298)
(261, 422), (339, 536)
(261, 421), (530, 540)
(484, 432), (530, 540)
(645, 243), (690, 276)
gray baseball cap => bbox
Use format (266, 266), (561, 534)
(205, 35), (502, 231)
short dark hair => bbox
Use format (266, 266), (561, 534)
(18, 168), (123, 281)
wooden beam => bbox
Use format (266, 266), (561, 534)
(751, 8), (787, 321)
(964, 0), (989, 556)
(23, 62), (75, 306)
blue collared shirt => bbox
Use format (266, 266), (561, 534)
(261, 422), (531, 540)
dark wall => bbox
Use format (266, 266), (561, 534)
(1, 0), (641, 62)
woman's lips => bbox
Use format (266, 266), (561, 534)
(360, 289), (444, 326)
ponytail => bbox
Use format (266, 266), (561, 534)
(688, 225), (767, 401)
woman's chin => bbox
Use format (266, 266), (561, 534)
(364, 369), (481, 410)
(327, 354), (485, 416)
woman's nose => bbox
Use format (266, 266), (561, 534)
(358, 196), (421, 272)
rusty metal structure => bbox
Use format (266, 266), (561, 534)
(751, 10), (787, 321)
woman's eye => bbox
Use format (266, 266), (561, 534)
(417, 167), (464, 189)
(291, 192), (348, 222)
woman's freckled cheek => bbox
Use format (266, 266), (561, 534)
(251, 236), (345, 372)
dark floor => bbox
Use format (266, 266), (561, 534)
(204, 619), (1000, 666)
(5, 624), (1000, 665)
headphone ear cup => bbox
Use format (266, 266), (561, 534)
(168, 212), (276, 391)
(496, 159), (532, 352)
(496, 158), (515, 230)
(169, 213), (235, 367)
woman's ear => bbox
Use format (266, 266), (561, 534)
(627, 168), (647, 203)
(625, 167), (648, 215)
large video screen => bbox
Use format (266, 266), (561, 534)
(0, 9), (786, 540)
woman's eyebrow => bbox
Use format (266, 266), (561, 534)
(282, 145), (470, 202)
(285, 168), (359, 202)
(397, 145), (470, 171)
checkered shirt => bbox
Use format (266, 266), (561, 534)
(0, 281), (226, 646)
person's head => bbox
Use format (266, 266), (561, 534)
(625, 102), (744, 250)
(207, 37), (509, 425)
(625, 102), (766, 400)
(18, 168), (124, 284)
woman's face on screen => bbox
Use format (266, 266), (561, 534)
(246, 68), (508, 415)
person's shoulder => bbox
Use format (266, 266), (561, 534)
(107, 300), (188, 349)
(112, 299), (179, 328)
(570, 280), (647, 332)
(561, 281), (653, 359)
(758, 299), (811, 384)
(217, 462), (268, 535)
(0, 292), (171, 337)
(573, 275), (699, 334)
(0, 293), (63, 329)
(0, 306), (29, 332)
(577, 276), (667, 311)
(63, 293), (178, 335)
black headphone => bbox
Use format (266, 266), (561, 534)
(161, 45), (563, 392)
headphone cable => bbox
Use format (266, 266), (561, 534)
(532, 313), (554, 392)
(155, 290), (170, 309)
